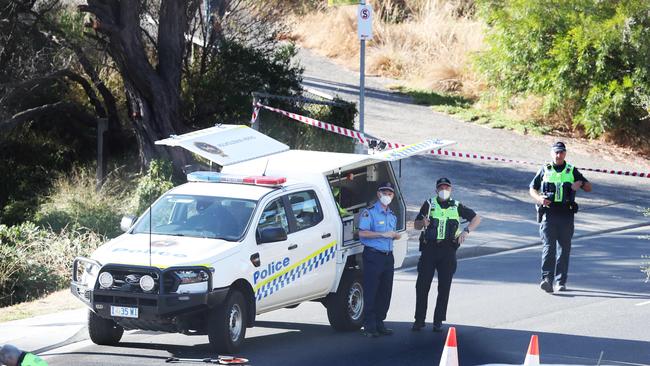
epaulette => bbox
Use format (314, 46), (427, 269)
(361, 209), (370, 218)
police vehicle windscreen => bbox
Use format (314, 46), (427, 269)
(131, 194), (256, 241)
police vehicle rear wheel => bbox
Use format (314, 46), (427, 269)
(326, 270), (363, 331)
(208, 290), (247, 353)
(88, 310), (123, 346)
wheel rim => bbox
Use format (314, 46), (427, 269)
(228, 303), (243, 342)
(347, 282), (363, 321)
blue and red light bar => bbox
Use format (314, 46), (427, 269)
(187, 171), (286, 187)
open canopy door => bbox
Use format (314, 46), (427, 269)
(370, 138), (456, 161)
(155, 125), (289, 166)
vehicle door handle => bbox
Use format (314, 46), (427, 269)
(321, 233), (331, 239)
(288, 244), (298, 250)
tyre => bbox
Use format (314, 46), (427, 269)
(88, 310), (124, 346)
(326, 269), (364, 331)
(208, 290), (247, 353)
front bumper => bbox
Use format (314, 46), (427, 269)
(71, 258), (229, 322)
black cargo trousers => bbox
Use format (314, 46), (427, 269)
(414, 242), (457, 324)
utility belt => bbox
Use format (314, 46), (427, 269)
(418, 231), (459, 251)
(537, 202), (579, 222)
(365, 246), (392, 256)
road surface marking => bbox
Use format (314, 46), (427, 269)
(635, 299), (650, 306)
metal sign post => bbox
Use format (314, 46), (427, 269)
(357, 1), (372, 134)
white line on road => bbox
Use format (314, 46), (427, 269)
(635, 299), (650, 306)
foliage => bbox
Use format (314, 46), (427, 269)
(34, 167), (134, 238)
(0, 123), (96, 225)
(183, 41), (303, 128)
(134, 160), (175, 216)
(0, 222), (103, 307)
(476, 0), (650, 141)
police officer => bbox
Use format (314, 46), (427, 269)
(412, 178), (480, 332)
(0, 344), (48, 366)
(358, 182), (401, 337)
(529, 142), (591, 293)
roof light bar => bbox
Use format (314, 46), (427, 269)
(187, 171), (286, 187)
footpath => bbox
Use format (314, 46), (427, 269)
(2, 47), (650, 358)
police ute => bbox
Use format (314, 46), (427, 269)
(71, 125), (454, 352)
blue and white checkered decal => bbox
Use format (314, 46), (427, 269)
(255, 241), (336, 301)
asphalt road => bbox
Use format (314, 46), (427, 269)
(34, 46), (650, 366)
(43, 226), (650, 366)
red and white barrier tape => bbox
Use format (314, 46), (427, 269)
(252, 102), (650, 178)
(255, 103), (367, 145)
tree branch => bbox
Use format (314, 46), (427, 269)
(0, 101), (73, 132)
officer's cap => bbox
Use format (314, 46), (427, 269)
(551, 141), (567, 152)
(436, 177), (452, 189)
(377, 181), (395, 192)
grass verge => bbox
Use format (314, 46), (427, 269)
(392, 86), (553, 136)
(0, 289), (83, 323)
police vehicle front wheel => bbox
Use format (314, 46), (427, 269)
(326, 270), (363, 331)
(208, 290), (247, 353)
(88, 310), (124, 346)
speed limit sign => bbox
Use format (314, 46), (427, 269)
(358, 4), (373, 40)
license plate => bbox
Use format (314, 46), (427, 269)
(110, 306), (139, 318)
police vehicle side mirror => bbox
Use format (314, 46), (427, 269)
(258, 227), (287, 244)
(120, 215), (137, 232)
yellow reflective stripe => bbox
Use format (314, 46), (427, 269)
(254, 240), (337, 292)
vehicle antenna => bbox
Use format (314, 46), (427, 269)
(149, 201), (152, 267)
(262, 159), (270, 176)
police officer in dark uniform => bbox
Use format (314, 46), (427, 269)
(358, 182), (401, 337)
(412, 178), (481, 332)
(529, 142), (592, 292)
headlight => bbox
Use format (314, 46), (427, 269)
(98, 272), (114, 288)
(175, 270), (209, 284)
(139, 275), (155, 292)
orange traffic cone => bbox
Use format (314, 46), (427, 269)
(523, 334), (540, 366)
(439, 327), (459, 366)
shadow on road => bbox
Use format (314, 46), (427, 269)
(303, 77), (416, 105)
(47, 322), (649, 366)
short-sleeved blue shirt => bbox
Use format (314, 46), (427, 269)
(358, 201), (397, 252)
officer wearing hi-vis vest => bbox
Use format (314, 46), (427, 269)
(0, 344), (48, 366)
(529, 142), (592, 293)
(412, 178), (481, 332)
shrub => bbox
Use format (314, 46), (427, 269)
(134, 160), (175, 215)
(0, 222), (103, 307)
(476, 0), (650, 141)
(35, 167), (133, 238)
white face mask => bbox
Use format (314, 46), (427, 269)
(437, 189), (451, 200)
(379, 194), (393, 206)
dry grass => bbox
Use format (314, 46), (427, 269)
(0, 290), (83, 323)
(290, 0), (485, 96)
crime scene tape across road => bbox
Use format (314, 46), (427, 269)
(252, 102), (650, 178)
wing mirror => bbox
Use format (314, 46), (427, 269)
(257, 227), (287, 244)
(120, 215), (137, 232)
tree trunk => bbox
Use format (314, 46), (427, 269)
(79, 0), (202, 172)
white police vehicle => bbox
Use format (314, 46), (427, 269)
(71, 125), (454, 352)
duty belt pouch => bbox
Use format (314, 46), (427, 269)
(571, 202), (579, 214)
(424, 219), (438, 242)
